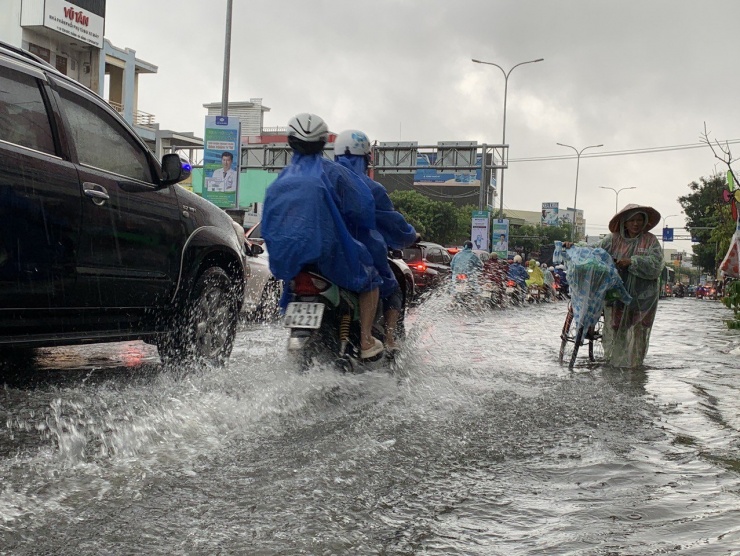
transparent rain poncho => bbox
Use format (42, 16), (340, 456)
(562, 245), (631, 333)
(596, 223), (664, 368)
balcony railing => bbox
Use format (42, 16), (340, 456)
(106, 100), (156, 128)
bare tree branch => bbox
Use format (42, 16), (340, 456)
(702, 121), (740, 188)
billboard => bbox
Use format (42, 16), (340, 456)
(414, 152), (495, 191)
(541, 202), (559, 226)
(203, 115), (241, 209)
(471, 210), (490, 251)
(492, 219), (509, 259)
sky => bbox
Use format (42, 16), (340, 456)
(104, 0), (740, 252)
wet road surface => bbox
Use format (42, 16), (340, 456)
(1, 296), (739, 554)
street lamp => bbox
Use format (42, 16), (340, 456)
(557, 142), (604, 241)
(600, 186), (636, 214)
(472, 57), (544, 218)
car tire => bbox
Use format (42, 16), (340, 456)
(158, 266), (238, 365)
(256, 279), (282, 322)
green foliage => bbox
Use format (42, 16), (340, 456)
(508, 222), (571, 258)
(678, 174), (734, 274)
(389, 190), (476, 245)
(721, 280), (740, 329)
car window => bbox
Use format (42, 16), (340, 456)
(401, 247), (422, 262)
(442, 251), (451, 264)
(56, 87), (152, 182)
(427, 248), (442, 263)
(0, 65), (55, 155)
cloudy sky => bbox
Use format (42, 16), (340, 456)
(105, 0), (740, 250)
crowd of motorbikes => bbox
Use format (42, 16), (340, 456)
(449, 258), (570, 309)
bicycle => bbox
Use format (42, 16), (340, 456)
(559, 305), (604, 368)
(555, 245), (630, 369)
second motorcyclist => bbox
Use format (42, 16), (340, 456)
(333, 129), (418, 352)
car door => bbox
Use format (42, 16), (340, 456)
(0, 59), (81, 336)
(50, 79), (185, 314)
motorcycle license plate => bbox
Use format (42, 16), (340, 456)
(284, 302), (325, 329)
(455, 283), (468, 293)
(505, 287), (514, 294)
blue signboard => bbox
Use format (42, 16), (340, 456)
(662, 227), (674, 242)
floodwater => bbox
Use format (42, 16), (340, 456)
(1, 297), (739, 555)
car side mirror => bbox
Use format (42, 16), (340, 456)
(390, 249), (403, 259)
(250, 243), (264, 256)
(161, 153), (191, 186)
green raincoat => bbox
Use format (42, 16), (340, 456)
(597, 214), (663, 368)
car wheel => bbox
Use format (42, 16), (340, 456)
(158, 266), (238, 365)
(256, 279), (282, 322)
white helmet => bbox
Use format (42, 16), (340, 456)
(287, 113), (329, 143)
(333, 129), (371, 157)
(513, 255), (522, 263)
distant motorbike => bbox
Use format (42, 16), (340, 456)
(284, 258), (413, 372)
(506, 279), (526, 306)
(451, 272), (484, 308)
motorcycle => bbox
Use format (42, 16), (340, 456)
(284, 257), (413, 373)
(505, 279), (526, 306)
(451, 272), (484, 308)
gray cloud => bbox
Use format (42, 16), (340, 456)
(105, 0), (740, 245)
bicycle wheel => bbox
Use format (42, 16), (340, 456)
(588, 312), (605, 362)
(559, 305), (578, 365)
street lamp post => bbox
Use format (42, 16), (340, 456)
(600, 186), (636, 213)
(472, 57), (544, 218)
(557, 142), (604, 241)
(221, 0), (234, 116)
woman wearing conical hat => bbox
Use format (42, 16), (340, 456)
(597, 203), (664, 368)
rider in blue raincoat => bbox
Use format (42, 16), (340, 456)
(261, 114), (384, 359)
(507, 255), (529, 289)
(333, 129), (418, 350)
(451, 241), (483, 284)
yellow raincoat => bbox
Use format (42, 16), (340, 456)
(525, 260), (545, 287)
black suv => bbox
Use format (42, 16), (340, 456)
(401, 241), (452, 293)
(0, 42), (246, 364)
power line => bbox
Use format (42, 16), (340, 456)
(509, 139), (740, 163)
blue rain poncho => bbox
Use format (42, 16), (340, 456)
(596, 219), (663, 368)
(564, 246), (632, 333)
(507, 262), (529, 289)
(261, 153), (381, 300)
(336, 154), (417, 299)
(451, 246), (482, 277)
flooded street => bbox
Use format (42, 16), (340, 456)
(1, 297), (740, 555)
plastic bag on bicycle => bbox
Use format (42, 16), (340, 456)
(564, 246), (632, 332)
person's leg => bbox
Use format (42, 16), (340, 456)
(359, 288), (381, 356)
(384, 308), (400, 349)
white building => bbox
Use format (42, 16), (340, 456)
(203, 99), (271, 139)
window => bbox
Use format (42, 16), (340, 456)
(427, 248), (442, 264)
(57, 88), (152, 183)
(0, 66), (55, 154)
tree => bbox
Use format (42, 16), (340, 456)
(508, 223), (572, 260)
(678, 174), (732, 274)
(389, 190), (475, 245)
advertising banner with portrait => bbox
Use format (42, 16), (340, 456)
(492, 219), (510, 259)
(203, 115), (241, 208)
(471, 210), (490, 251)
(541, 202), (559, 226)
